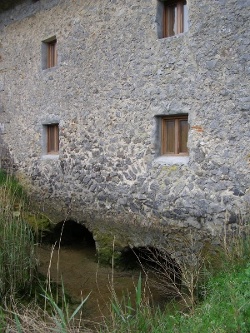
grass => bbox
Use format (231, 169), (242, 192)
(0, 169), (249, 332)
(101, 224), (250, 333)
(43, 285), (91, 333)
(100, 258), (250, 333)
(0, 170), (93, 332)
(0, 170), (25, 200)
(0, 171), (35, 299)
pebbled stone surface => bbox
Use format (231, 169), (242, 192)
(0, 0), (249, 258)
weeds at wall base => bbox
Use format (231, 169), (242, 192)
(0, 169), (249, 332)
(0, 173), (36, 300)
(103, 221), (250, 333)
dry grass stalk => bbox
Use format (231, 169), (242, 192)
(133, 233), (205, 313)
(3, 299), (93, 333)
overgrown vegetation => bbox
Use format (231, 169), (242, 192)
(0, 170), (91, 332)
(102, 221), (250, 333)
(101, 261), (250, 333)
(0, 170), (35, 299)
(0, 169), (249, 332)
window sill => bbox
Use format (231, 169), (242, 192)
(41, 154), (59, 160)
(153, 156), (189, 166)
(159, 31), (187, 40)
(41, 65), (59, 72)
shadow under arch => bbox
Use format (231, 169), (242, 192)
(44, 220), (96, 249)
(120, 246), (182, 295)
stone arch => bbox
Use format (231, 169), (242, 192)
(45, 220), (96, 248)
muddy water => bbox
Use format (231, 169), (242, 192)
(36, 244), (168, 323)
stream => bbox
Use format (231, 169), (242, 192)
(36, 243), (170, 324)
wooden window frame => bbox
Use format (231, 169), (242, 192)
(47, 39), (57, 69)
(161, 115), (188, 156)
(47, 124), (59, 154)
(162, 0), (187, 38)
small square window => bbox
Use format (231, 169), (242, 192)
(161, 0), (188, 38)
(161, 115), (188, 155)
(46, 124), (59, 154)
(42, 37), (57, 69)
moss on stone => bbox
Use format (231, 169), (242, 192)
(0, 0), (26, 12)
(23, 212), (52, 233)
(159, 165), (178, 176)
(94, 230), (126, 265)
(201, 240), (225, 270)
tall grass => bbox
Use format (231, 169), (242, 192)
(3, 296), (92, 333)
(102, 221), (250, 333)
(0, 170), (35, 299)
(104, 262), (250, 333)
(0, 169), (249, 332)
(43, 284), (91, 333)
(0, 170), (92, 332)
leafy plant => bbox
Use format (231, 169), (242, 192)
(43, 286), (90, 333)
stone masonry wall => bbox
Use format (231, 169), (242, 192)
(0, 0), (249, 257)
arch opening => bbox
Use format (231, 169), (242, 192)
(120, 246), (182, 296)
(43, 220), (96, 248)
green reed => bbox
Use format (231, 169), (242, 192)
(0, 170), (35, 299)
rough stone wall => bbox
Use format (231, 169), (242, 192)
(0, 0), (249, 256)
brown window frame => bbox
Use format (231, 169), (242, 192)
(162, 0), (187, 38)
(47, 124), (59, 154)
(161, 115), (188, 156)
(47, 39), (57, 69)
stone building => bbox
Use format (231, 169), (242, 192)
(0, 0), (249, 260)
